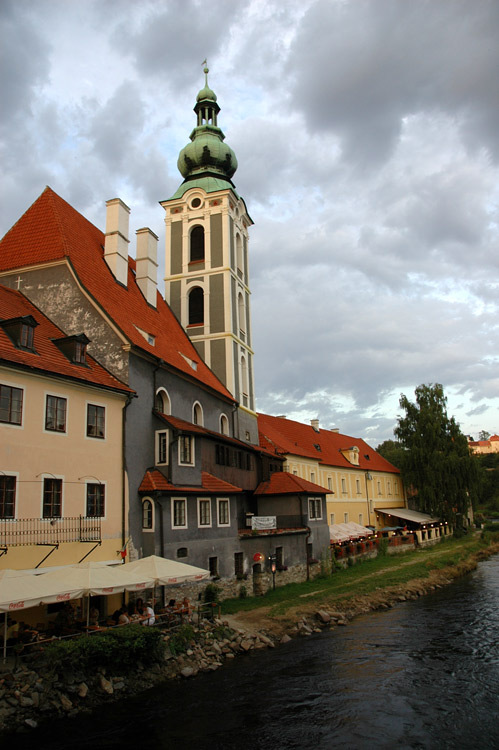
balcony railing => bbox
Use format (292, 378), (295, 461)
(0, 516), (102, 547)
(239, 515), (307, 532)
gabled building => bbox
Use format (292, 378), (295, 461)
(258, 413), (406, 532)
(0, 285), (132, 570)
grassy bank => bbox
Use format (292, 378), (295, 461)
(220, 531), (499, 623)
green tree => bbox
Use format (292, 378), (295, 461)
(394, 383), (479, 523)
(478, 430), (491, 441)
(375, 439), (406, 469)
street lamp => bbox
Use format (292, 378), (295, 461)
(269, 554), (277, 590)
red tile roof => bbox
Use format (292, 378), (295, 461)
(0, 187), (233, 402)
(0, 286), (132, 394)
(257, 413), (400, 474)
(139, 469), (242, 494)
(254, 472), (329, 496)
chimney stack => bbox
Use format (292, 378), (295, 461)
(104, 198), (130, 286)
(135, 227), (159, 307)
(311, 419), (320, 432)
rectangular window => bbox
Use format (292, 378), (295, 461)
(344, 512), (349, 523)
(87, 404), (105, 438)
(395, 483), (399, 496)
(275, 546), (283, 568)
(0, 476), (16, 519)
(209, 556), (218, 577)
(327, 477), (332, 491)
(377, 481), (381, 495)
(359, 513), (363, 526)
(198, 499), (211, 527)
(217, 498), (230, 526)
(356, 478), (361, 494)
(86, 483), (105, 517)
(43, 478), (62, 518)
(156, 430), (168, 465)
(341, 478), (347, 494)
(310, 472), (315, 484)
(387, 481), (392, 495)
(308, 497), (322, 520)
(172, 498), (187, 528)
(179, 435), (193, 465)
(20, 324), (34, 350)
(0, 384), (23, 425)
(330, 513), (335, 525)
(45, 395), (67, 432)
(234, 552), (243, 577)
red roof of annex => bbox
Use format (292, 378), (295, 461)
(257, 413), (400, 474)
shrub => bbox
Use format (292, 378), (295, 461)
(203, 583), (221, 603)
(238, 585), (248, 599)
(42, 625), (165, 675)
(168, 624), (195, 656)
(377, 538), (389, 556)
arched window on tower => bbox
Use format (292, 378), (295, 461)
(240, 354), (249, 408)
(188, 287), (204, 326)
(190, 225), (205, 263)
(238, 292), (245, 341)
(155, 388), (171, 415)
(236, 234), (243, 279)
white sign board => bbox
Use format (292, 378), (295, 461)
(251, 516), (277, 530)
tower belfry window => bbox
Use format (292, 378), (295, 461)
(188, 287), (204, 325)
(190, 225), (205, 263)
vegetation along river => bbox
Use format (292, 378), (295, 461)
(20, 554), (499, 749)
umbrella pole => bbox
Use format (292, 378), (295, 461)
(3, 612), (7, 664)
(86, 595), (90, 634)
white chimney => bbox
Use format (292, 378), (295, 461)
(311, 419), (320, 432)
(104, 198), (130, 286)
(135, 227), (159, 307)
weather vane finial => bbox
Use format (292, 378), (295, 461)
(202, 59), (209, 85)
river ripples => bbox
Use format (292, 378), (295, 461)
(13, 555), (499, 749)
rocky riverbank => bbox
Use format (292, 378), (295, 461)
(1, 541), (497, 735)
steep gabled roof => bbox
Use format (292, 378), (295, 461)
(254, 472), (329, 496)
(0, 286), (132, 395)
(257, 413), (400, 474)
(138, 469), (242, 494)
(0, 187), (233, 402)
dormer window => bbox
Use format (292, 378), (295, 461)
(0, 315), (38, 352)
(52, 333), (90, 365)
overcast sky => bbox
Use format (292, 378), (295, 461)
(1, 0), (498, 446)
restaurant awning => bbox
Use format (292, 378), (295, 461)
(377, 508), (440, 525)
(330, 522), (374, 543)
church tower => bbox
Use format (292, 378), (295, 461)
(161, 67), (257, 443)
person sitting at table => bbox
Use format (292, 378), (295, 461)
(54, 602), (76, 635)
(135, 597), (144, 616)
(18, 622), (39, 644)
(88, 606), (100, 627)
(141, 601), (155, 626)
(128, 603), (142, 623)
(118, 606), (130, 625)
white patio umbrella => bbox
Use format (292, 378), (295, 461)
(36, 561), (156, 628)
(125, 555), (210, 606)
(0, 569), (45, 662)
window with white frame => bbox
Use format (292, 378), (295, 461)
(87, 403), (105, 439)
(0, 383), (23, 425)
(387, 480), (392, 495)
(330, 512), (335, 525)
(358, 513), (363, 526)
(156, 430), (168, 465)
(217, 498), (230, 526)
(45, 394), (67, 433)
(327, 476), (332, 491)
(341, 477), (347, 494)
(308, 497), (322, 520)
(0, 475), (16, 519)
(172, 498), (187, 528)
(377, 480), (381, 495)
(310, 472), (315, 484)
(86, 483), (105, 517)
(43, 477), (62, 518)
(356, 478), (361, 494)
(142, 498), (153, 530)
(344, 512), (349, 523)
(198, 498), (211, 527)
(178, 435), (194, 465)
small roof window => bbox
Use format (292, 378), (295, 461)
(0, 315), (39, 353)
(52, 333), (90, 365)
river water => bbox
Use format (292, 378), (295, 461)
(18, 555), (499, 749)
